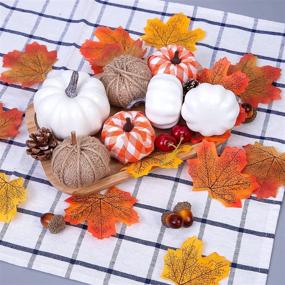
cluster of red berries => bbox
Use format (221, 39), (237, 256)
(161, 202), (193, 229)
(154, 124), (203, 152)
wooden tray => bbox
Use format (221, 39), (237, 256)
(26, 104), (202, 195)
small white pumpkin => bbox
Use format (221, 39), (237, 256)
(34, 70), (110, 140)
(181, 83), (239, 136)
(145, 74), (183, 129)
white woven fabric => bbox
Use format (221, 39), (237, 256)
(0, 0), (284, 284)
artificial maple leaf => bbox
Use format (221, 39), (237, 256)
(235, 105), (247, 126)
(141, 13), (205, 51)
(243, 143), (285, 198)
(162, 236), (230, 285)
(0, 173), (26, 222)
(80, 26), (146, 74)
(204, 131), (231, 143)
(229, 54), (281, 107)
(0, 103), (23, 139)
(188, 141), (258, 207)
(126, 144), (192, 178)
(198, 57), (248, 95)
(65, 186), (139, 239)
(0, 42), (57, 87)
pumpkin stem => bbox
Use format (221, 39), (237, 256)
(171, 50), (181, 65)
(65, 71), (79, 98)
(71, 131), (77, 145)
(123, 117), (133, 132)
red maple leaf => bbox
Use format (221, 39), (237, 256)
(0, 103), (23, 138)
(229, 54), (281, 107)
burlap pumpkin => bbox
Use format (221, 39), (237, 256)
(51, 133), (110, 188)
(101, 55), (152, 108)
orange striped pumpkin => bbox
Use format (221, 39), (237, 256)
(101, 111), (155, 164)
(148, 45), (201, 84)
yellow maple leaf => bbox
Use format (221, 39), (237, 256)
(141, 13), (206, 51)
(0, 173), (26, 223)
(162, 236), (230, 285)
(126, 144), (192, 178)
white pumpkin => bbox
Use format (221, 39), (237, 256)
(145, 74), (183, 129)
(34, 70), (110, 140)
(181, 83), (239, 136)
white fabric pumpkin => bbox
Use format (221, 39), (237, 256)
(34, 70), (110, 140)
(181, 83), (240, 136)
(145, 74), (183, 129)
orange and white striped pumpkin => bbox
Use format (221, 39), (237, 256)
(148, 45), (201, 84)
(101, 111), (155, 164)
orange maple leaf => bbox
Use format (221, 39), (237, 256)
(64, 186), (139, 239)
(198, 57), (248, 95)
(188, 141), (258, 207)
(0, 103), (23, 139)
(243, 143), (285, 198)
(229, 54), (281, 107)
(204, 131), (231, 143)
(235, 105), (246, 126)
(0, 42), (57, 87)
(80, 26), (146, 74)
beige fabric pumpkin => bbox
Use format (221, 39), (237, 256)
(51, 133), (110, 188)
(101, 55), (151, 108)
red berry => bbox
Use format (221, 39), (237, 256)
(171, 124), (193, 143)
(190, 132), (203, 144)
(155, 133), (177, 152)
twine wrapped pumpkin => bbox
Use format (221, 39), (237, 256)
(101, 55), (152, 108)
(51, 132), (110, 188)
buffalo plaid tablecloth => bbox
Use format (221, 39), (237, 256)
(0, 0), (285, 284)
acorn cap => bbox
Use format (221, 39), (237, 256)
(48, 215), (66, 234)
(173, 201), (192, 213)
(161, 211), (173, 227)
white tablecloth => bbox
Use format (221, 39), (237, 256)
(0, 0), (284, 284)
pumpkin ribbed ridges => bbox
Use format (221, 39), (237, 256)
(52, 135), (110, 188)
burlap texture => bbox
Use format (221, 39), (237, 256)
(101, 55), (151, 108)
(51, 136), (110, 188)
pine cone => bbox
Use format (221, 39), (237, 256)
(26, 128), (58, 161)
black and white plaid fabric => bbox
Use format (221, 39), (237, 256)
(0, 0), (284, 284)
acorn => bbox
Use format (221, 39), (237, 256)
(40, 213), (66, 234)
(161, 211), (183, 229)
(173, 202), (193, 228)
(241, 103), (257, 123)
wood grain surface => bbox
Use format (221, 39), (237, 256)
(26, 104), (202, 195)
